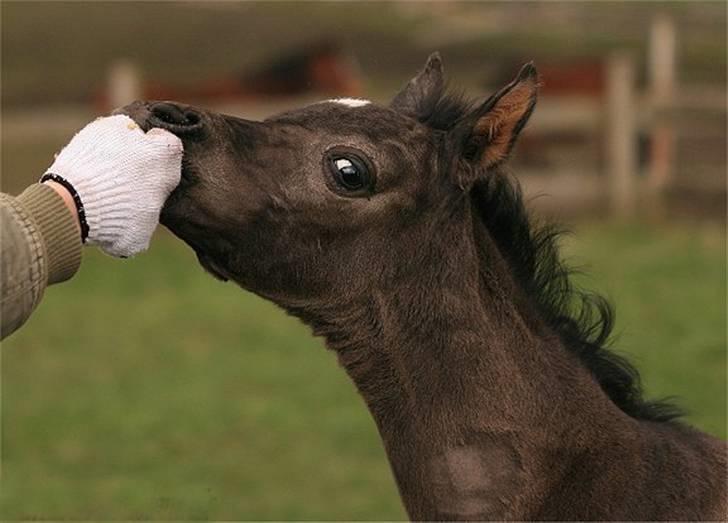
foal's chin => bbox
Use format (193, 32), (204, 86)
(194, 251), (231, 282)
(160, 192), (231, 282)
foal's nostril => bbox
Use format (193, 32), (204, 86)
(148, 102), (203, 133)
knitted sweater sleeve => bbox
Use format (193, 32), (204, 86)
(1, 183), (82, 340)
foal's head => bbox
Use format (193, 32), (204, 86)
(121, 54), (682, 423)
(122, 54), (537, 303)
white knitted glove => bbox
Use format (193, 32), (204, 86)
(43, 115), (183, 257)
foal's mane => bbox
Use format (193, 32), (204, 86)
(428, 90), (682, 423)
(470, 175), (682, 422)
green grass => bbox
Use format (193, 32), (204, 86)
(0, 222), (724, 520)
(0, 236), (403, 520)
(565, 222), (726, 437)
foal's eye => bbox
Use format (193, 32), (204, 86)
(326, 153), (373, 195)
(333, 157), (366, 190)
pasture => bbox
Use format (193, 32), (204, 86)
(1, 221), (724, 520)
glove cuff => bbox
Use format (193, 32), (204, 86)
(40, 173), (90, 242)
(43, 160), (137, 251)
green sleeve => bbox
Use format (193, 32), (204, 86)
(1, 184), (82, 340)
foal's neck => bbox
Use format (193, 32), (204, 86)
(299, 215), (635, 520)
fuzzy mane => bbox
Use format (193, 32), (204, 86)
(471, 175), (682, 422)
(426, 91), (683, 422)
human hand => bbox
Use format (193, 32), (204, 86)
(42, 115), (183, 257)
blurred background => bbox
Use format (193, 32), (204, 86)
(1, 1), (725, 520)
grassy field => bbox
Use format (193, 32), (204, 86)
(1, 221), (725, 520)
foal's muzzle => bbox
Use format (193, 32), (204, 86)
(116, 101), (205, 136)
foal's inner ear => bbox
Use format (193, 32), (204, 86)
(457, 63), (539, 175)
(390, 52), (445, 120)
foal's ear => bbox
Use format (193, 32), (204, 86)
(454, 63), (538, 182)
(390, 52), (445, 119)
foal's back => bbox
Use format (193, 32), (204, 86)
(541, 421), (726, 520)
(638, 422), (727, 520)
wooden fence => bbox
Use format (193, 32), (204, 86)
(5, 15), (724, 219)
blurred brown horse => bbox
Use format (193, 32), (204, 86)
(97, 41), (361, 111)
(121, 54), (726, 520)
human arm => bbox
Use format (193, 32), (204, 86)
(0, 184), (82, 339)
(1, 115), (182, 340)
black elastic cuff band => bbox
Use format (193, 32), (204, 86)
(40, 173), (90, 243)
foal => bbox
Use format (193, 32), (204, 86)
(121, 54), (726, 520)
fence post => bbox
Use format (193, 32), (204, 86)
(605, 53), (637, 219)
(647, 14), (677, 197)
(108, 60), (141, 110)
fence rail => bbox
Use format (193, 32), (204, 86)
(3, 16), (724, 219)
